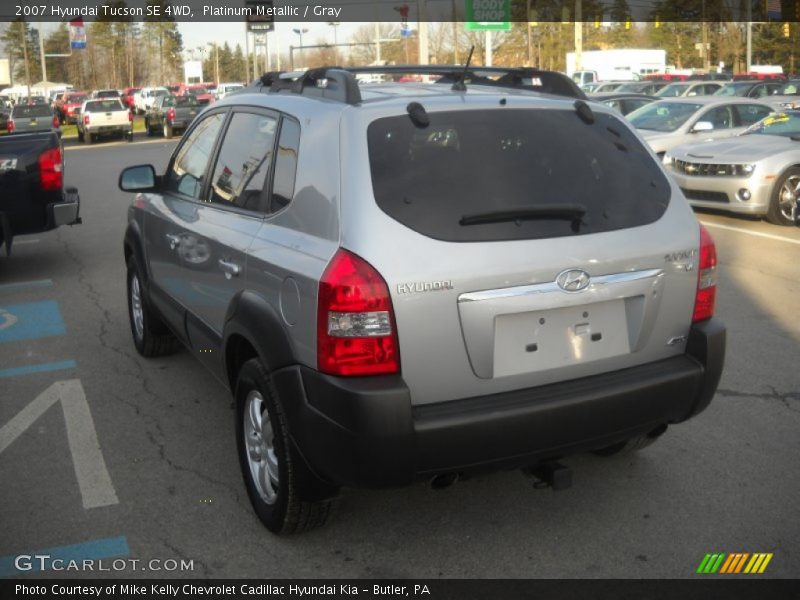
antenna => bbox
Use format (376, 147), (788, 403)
(451, 46), (475, 92)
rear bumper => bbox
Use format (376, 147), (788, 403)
(277, 319), (726, 488)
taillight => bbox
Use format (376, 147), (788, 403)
(6, 119), (14, 134)
(693, 224), (717, 322)
(53, 114), (60, 128)
(167, 108), (175, 122)
(38, 147), (63, 192)
(317, 249), (400, 376)
(83, 114), (90, 125)
(128, 110), (133, 122)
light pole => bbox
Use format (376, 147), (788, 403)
(328, 22), (340, 46)
(292, 28), (308, 69)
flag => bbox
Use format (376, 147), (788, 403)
(69, 18), (86, 49)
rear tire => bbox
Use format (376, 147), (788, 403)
(126, 256), (181, 358)
(235, 359), (336, 534)
(85, 131), (93, 145)
(77, 129), (84, 142)
(592, 425), (668, 456)
(145, 118), (153, 136)
(766, 167), (800, 226)
(163, 122), (173, 139)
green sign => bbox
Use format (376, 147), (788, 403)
(465, 0), (511, 30)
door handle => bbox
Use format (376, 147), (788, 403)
(165, 233), (181, 250)
(218, 259), (241, 278)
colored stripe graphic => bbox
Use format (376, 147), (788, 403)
(699, 552), (773, 574)
(0, 300), (65, 343)
(0, 536), (129, 577)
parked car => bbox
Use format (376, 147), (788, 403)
(145, 94), (201, 138)
(77, 98), (132, 143)
(120, 87), (141, 110)
(713, 80), (783, 99)
(6, 104), (61, 137)
(655, 81), (723, 97)
(59, 92), (89, 124)
(664, 110), (800, 226)
(176, 84), (215, 105)
(119, 65), (725, 535)
(627, 97), (774, 156)
(92, 89), (122, 99)
(589, 92), (657, 115)
(763, 79), (800, 110)
(588, 81), (629, 93)
(134, 87), (169, 114)
(614, 80), (670, 95)
(215, 82), (244, 100)
(0, 131), (80, 255)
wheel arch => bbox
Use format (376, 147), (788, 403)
(123, 220), (147, 281)
(223, 290), (297, 391)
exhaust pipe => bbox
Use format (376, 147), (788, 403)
(429, 472), (459, 490)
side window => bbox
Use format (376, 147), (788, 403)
(704, 105), (735, 129)
(270, 117), (301, 213)
(736, 104), (773, 126)
(751, 84), (768, 98)
(208, 111), (277, 212)
(602, 99), (623, 112)
(164, 112), (225, 199)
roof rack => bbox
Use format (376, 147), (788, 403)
(243, 65), (587, 106)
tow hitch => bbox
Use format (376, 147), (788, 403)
(524, 461), (573, 491)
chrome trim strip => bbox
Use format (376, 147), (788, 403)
(457, 268), (665, 303)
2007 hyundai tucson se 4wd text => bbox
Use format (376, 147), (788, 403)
(120, 66), (726, 534)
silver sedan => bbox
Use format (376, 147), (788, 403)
(663, 110), (800, 226)
(627, 97), (774, 156)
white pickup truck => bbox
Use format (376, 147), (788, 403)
(77, 99), (132, 144)
(133, 87), (169, 115)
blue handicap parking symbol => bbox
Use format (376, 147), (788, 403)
(0, 300), (66, 344)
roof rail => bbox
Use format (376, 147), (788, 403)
(244, 65), (586, 105)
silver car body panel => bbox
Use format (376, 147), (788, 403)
(665, 134), (800, 215)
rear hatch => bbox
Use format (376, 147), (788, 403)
(84, 100), (129, 128)
(343, 101), (702, 405)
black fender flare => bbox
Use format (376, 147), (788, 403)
(222, 289), (297, 389)
(123, 220), (148, 282)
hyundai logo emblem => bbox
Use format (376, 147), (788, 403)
(556, 269), (591, 292)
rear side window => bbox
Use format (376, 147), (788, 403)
(367, 109), (670, 242)
(208, 112), (277, 211)
(736, 104), (772, 126)
(270, 118), (301, 213)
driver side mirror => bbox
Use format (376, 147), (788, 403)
(691, 121), (714, 133)
(119, 164), (158, 192)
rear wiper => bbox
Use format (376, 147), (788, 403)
(459, 204), (587, 229)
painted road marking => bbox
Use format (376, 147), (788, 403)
(700, 220), (800, 246)
(0, 300), (65, 343)
(0, 360), (77, 379)
(0, 536), (129, 577)
(12, 239), (40, 245)
(0, 380), (119, 509)
(0, 279), (53, 294)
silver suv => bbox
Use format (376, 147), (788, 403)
(120, 66), (726, 534)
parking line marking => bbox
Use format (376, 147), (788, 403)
(0, 536), (129, 577)
(0, 360), (76, 379)
(0, 279), (53, 294)
(13, 239), (40, 245)
(699, 221), (800, 246)
(0, 300), (65, 343)
(0, 380), (119, 509)
(64, 138), (177, 151)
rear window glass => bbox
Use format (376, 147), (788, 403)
(367, 109), (670, 242)
(86, 100), (125, 112)
(11, 105), (52, 118)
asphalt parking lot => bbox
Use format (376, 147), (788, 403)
(0, 135), (798, 579)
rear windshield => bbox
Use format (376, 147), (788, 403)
(367, 109), (670, 242)
(11, 105), (53, 118)
(164, 95), (199, 107)
(85, 100), (125, 112)
(96, 90), (120, 97)
(67, 94), (87, 103)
